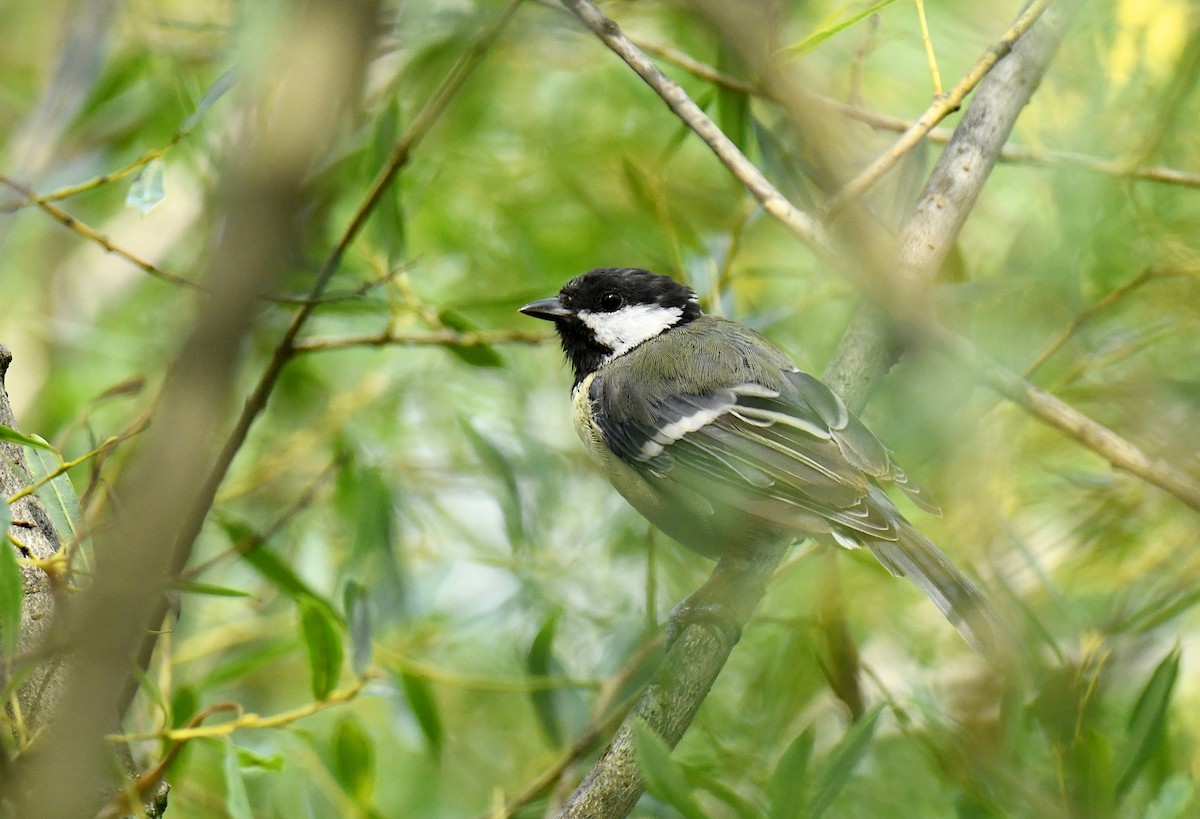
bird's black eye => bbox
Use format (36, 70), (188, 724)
(599, 291), (623, 312)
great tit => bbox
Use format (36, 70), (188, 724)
(520, 267), (998, 653)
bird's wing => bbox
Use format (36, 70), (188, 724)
(592, 368), (930, 542)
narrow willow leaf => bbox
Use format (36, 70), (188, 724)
(1118, 646), (1181, 795)
(0, 425), (53, 449)
(223, 741), (254, 819)
(332, 716), (376, 803)
(399, 670), (443, 755)
(631, 721), (707, 819)
(235, 746), (284, 772)
(526, 614), (562, 746)
(344, 580), (373, 675)
(769, 727), (815, 819)
(126, 157), (166, 213)
(25, 437), (93, 576)
(780, 0), (902, 57)
(182, 67), (238, 131)
(438, 309), (503, 368)
(0, 532), (23, 660)
(461, 420), (525, 552)
(809, 704), (885, 819)
(299, 599), (343, 700)
(172, 581), (256, 599)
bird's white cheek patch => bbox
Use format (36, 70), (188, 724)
(578, 304), (684, 360)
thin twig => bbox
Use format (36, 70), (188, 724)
(935, 325), (1200, 513)
(0, 175), (199, 289)
(824, 0), (1053, 214)
(291, 328), (549, 353)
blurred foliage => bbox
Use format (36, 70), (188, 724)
(2, 0), (1200, 817)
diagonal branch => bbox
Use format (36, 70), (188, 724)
(553, 1), (1085, 817)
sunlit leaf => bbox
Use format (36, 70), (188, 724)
(780, 0), (902, 57)
(172, 581), (256, 598)
(631, 721), (707, 819)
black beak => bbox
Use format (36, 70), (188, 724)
(519, 296), (571, 321)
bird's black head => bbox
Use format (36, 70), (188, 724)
(520, 268), (702, 386)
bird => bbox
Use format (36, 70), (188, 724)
(520, 267), (999, 654)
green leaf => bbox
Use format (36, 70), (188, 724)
(780, 0), (902, 57)
(126, 156), (166, 213)
(368, 96), (406, 266)
(332, 716), (376, 803)
(1118, 646), (1181, 795)
(344, 580), (373, 675)
(223, 741), (254, 819)
(715, 42), (750, 153)
(170, 685), (199, 730)
(399, 670), (443, 755)
(460, 419), (525, 552)
(235, 746), (284, 772)
(526, 614), (562, 746)
(631, 721), (707, 819)
(0, 532), (23, 660)
(238, 540), (340, 623)
(182, 67), (238, 131)
(25, 438), (93, 576)
(769, 727), (815, 819)
(437, 309), (503, 368)
(172, 581), (256, 598)
(809, 704), (885, 819)
(0, 425), (53, 450)
(299, 599), (343, 700)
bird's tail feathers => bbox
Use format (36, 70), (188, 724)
(867, 524), (1006, 658)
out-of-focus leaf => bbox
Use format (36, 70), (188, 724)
(170, 685), (199, 730)
(1118, 646), (1180, 795)
(332, 716), (376, 803)
(620, 158), (658, 217)
(182, 67), (238, 131)
(460, 419), (525, 552)
(526, 614), (562, 746)
(25, 437), (93, 576)
(769, 727), (815, 819)
(631, 721), (707, 819)
(0, 528), (23, 660)
(0, 425), (52, 449)
(780, 0), (901, 57)
(715, 42), (750, 153)
(344, 463), (407, 617)
(343, 580), (373, 675)
(173, 581), (256, 599)
(693, 775), (762, 819)
(809, 705), (884, 819)
(369, 96), (406, 266)
(437, 309), (503, 368)
(223, 741), (253, 819)
(126, 156), (166, 213)
(238, 540), (339, 623)
(399, 670), (443, 755)
(235, 746), (284, 772)
(299, 599), (343, 700)
(1145, 773), (1194, 819)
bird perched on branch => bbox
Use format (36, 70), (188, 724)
(520, 267), (999, 653)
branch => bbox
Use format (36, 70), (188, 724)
(291, 327), (548, 354)
(122, 0), (524, 718)
(552, 1), (1084, 816)
(1, 2), (383, 814)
